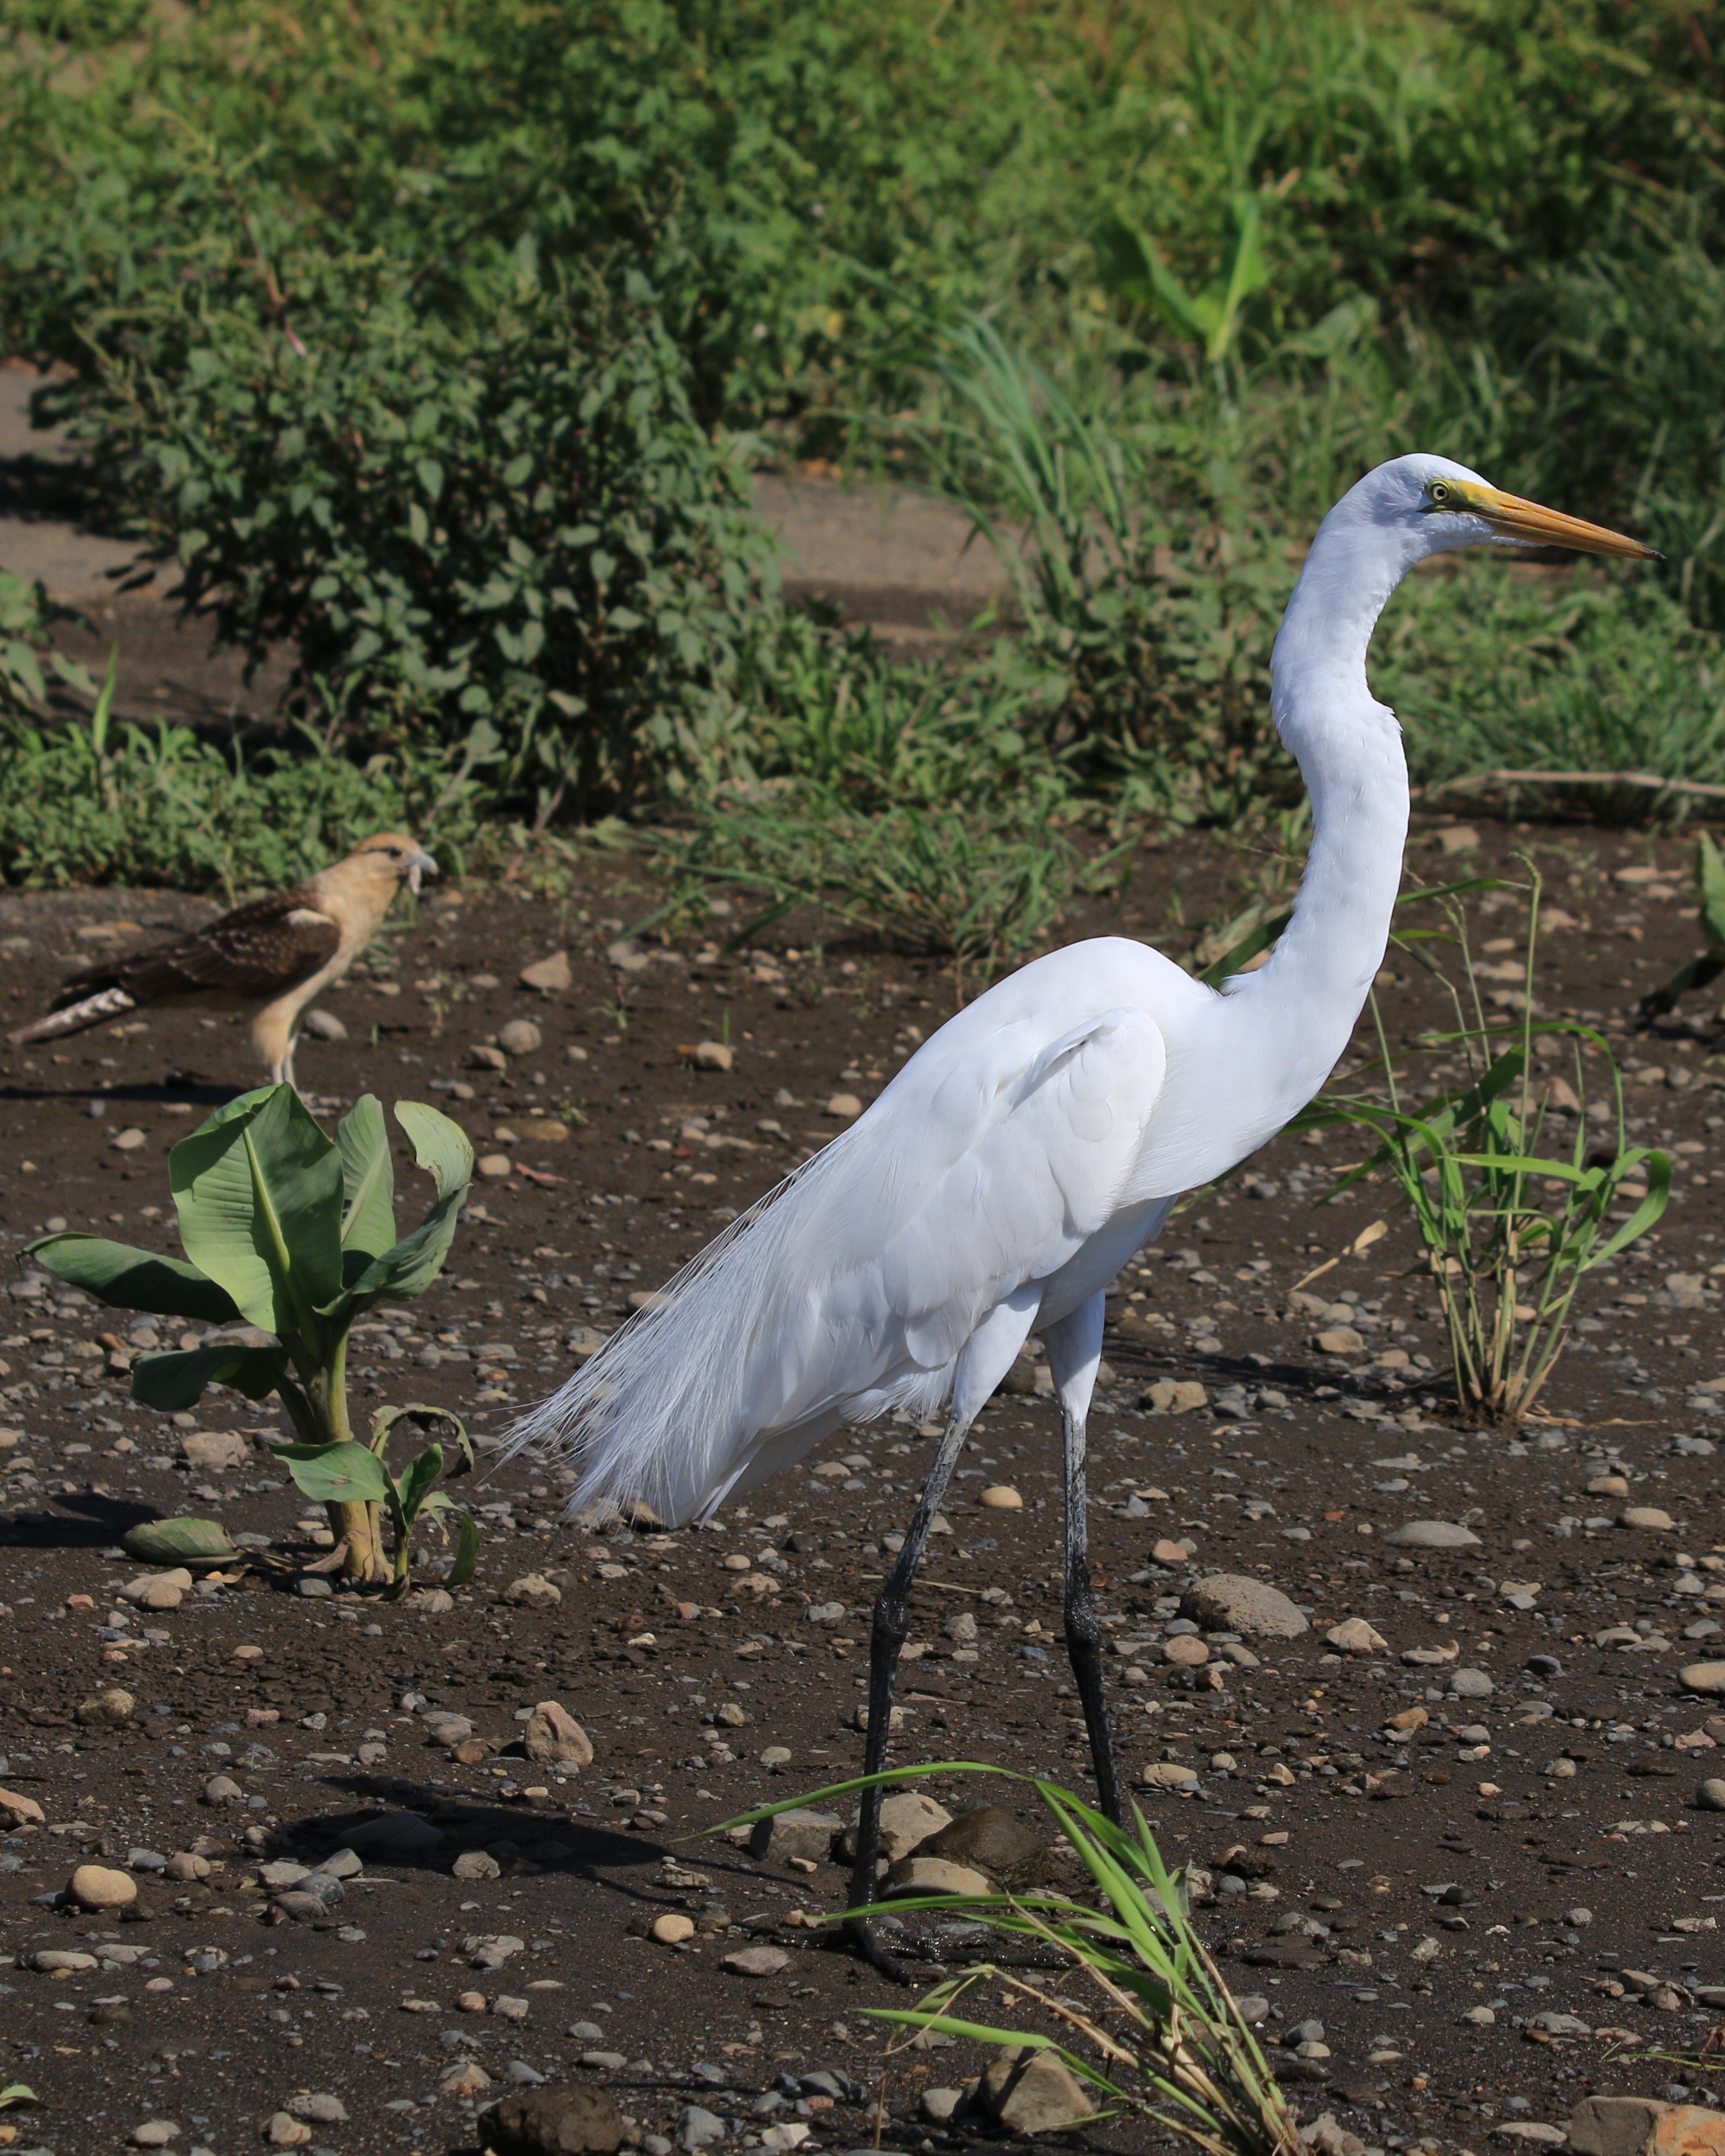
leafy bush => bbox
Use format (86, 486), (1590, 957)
(28, 1085), (478, 1587)
(60, 259), (773, 817)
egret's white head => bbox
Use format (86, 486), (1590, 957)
(1334, 451), (1661, 568)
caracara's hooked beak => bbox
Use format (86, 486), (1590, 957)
(1440, 480), (1662, 560)
(407, 848), (439, 898)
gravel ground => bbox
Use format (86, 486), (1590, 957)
(3, 826), (1725, 2156)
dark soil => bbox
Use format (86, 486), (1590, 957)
(3, 822), (1725, 2156)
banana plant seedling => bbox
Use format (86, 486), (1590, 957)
(28, 1083), (477, 1587)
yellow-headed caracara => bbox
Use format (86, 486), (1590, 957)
(9, 832), (438, 1090)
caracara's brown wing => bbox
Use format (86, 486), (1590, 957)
(53, 892), (341, 1011)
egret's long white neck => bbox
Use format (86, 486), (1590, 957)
(1224, 504), (1418, 1121)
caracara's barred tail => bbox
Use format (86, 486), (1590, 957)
(8, 986), (137, 1047)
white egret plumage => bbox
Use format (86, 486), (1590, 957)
(510, 453), (1654, 1971)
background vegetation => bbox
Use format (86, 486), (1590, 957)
(4, 0), (1725, 938)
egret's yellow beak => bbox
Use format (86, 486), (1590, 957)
(1435, 479), (1661, 560)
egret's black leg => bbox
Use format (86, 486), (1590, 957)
(1061, 1394), (1122, 1824)
(1043, 1294), (1121, 1824)
(847, 1408), (971, 1982)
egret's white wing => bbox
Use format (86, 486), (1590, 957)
(511, 940), (1191, 1524)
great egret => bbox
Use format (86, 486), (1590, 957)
(513, 454), (1653, 1966)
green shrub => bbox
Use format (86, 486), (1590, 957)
(64, 261), (773, 816)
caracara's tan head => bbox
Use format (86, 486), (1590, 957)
(345, 832), (440, 898)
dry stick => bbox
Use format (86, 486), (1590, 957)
(1421, 767), (1725, 804)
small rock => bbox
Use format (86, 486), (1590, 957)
(499, 1018), (543, 1057)
(1314, 1327), (1366, 1355)
(906, 1806), (1050, 1890)
(1698, 1779), (1725, 1811)
(1383, 1519), (1482, 1550)
(1182, 1574), (1308, 1638)
(1325, 1618), (1388, 1655)
(166, 1851), (212, 1882)
(1570, 2096), (1725, 2156)
(69, 1862), (137, 1911)
(458, 1990), (489, 2012)
(1490, 2129), (1567, 2148)
(823, 1093), (862, 1119)
(33, 1949), (98, 1972)
(689, 1041), (733, 1073)
(180, 1428), (248, 1473)
(478, 1152), (514, 1179)
(76, 1686), (137, 1728)
(651, 1913), (696, 1944)
(1434, 823), (1479, 852)
(470, 1044), (509, 1071)
(262, 2117), (312, 2149)
(520, 952), (573, 995)
(746, 1810), (839, 1865)
(454, 1850), (503, 1881)
(884, 1856), (992, 1897)
(977, 2045), (1095, 2135)
(1461, 2005), (1496, 2026)
(505, 1574), (563, 1609)
(1448, 1667), (1495, 1699)
(979, 1485), (1023, 1509)
(440, 2060), (493, 2098)
(301, 1007), (347, 1041)
(494, 1995), (530, 2022)
(481, 2084), (627, 2156)
(1139, 1761), (1199, 1790)
(1142, 1378), (1208, 1414)
(1152, 1537), (1192, 1564)
(138, 1579), (184, 1611)
(129, 2125), (180, 2149)
(1588, 1475), (1632, 1498)
(920, 2090), (965, 2125)
(523, 1699), (594, 1767)
(719, 1945), (790, 1978)
(0, 1785), (46, 1828)
(677, 2106), (727, 2151)
(1681, 1663), (1725, 1696)
(943, 1612), (978, 1644)
(1622, 1506), (1677, 1531)
(835, 1791), (953, 1866)
(286, 2095), (348, 2124)
(1163, 1634), (1210, 1666)
(202, 1775), (244, 1806)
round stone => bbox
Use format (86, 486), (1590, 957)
(1139, 1761), (1199, 1789)
(69, 1863), (137, 1910)
(76, 1686), (137, 1727)
(886, 1856), (991, 1897)
(1383, 1520), (1482, 1550)
(1325, 1618), (1388, 1655)
(1681, 1662), (1725, 1695)
(980, 1486), (1023, 1510)
(1448, 1668), (1494, 1699)
(651, 1913), (696, 1944)
(1698, 1778), (1725, 1811)
(1621, 1506), (1676, 1531)
(824, 1093), (863, 1119)
(498, 1018), (543, 1057)
(1163, 1634), (1210, 1666)
(1181, 1574), (1307, 1638)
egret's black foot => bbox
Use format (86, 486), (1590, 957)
(845, 1912), (915, 1985)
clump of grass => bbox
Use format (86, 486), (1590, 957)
(1295, 871), (1669, 1424)
(655, 789), (1088, 985)
(715, 1766), (1302, 2156)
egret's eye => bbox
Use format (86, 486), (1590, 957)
(1426, 480), (1454, 508)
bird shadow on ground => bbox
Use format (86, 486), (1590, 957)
(0, 1488), (160, 1549)
(0, 1076), (237, 1106)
